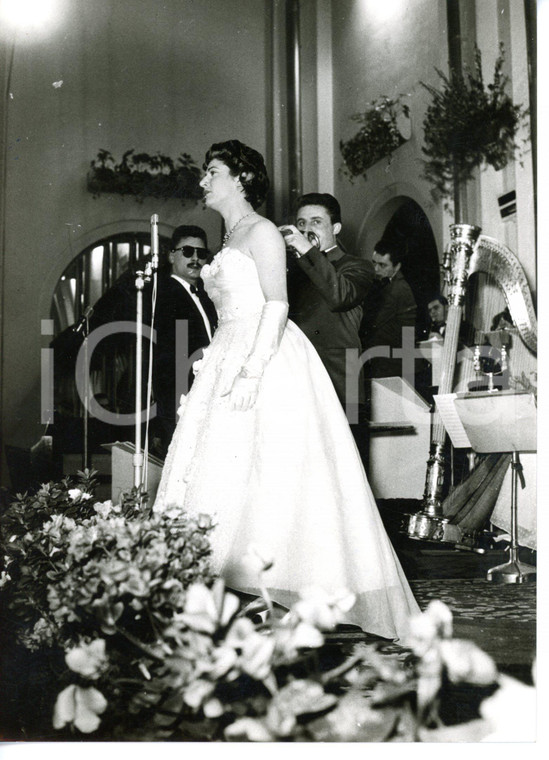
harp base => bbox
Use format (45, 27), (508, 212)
(404, 512), (455, 543)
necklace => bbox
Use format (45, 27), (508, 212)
(222, 211), (255, 245)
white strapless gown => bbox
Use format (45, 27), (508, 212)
(154, 247), (419, 640)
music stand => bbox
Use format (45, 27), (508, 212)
(435, 390), (536, 584)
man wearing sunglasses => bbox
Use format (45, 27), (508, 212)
(153, 225), (217, 454)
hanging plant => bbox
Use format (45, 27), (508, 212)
(421, 44), (527, 201)
(87, 149), (203, 204)
(339, 95), (410, 180)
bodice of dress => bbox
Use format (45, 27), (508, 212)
(201, 247), (265, 323)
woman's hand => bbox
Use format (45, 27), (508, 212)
(223, 371), (261, 411)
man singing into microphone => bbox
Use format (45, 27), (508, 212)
(281, 193), (374, 419)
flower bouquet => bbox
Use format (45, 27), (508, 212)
(87, 149), (204, 204)
(0, 473), (534, 742)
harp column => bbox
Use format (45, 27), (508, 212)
(407, 223), (481, 541)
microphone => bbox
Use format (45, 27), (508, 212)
(150, 214), (159, 270)
(72, 305), (94, 333)
(306, 231), (320, 248)
(280, 227), (320, 255)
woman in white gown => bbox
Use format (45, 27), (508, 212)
(154, 140), (419, 640)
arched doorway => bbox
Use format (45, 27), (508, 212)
(380, 199), (440, 337)
(50, 231), (171, 419)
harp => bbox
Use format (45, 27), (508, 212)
(406, 223), (537, 544)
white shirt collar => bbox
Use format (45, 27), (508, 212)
(170, 274), (212, 339)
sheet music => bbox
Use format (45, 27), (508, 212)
(434, 394), (472, 448)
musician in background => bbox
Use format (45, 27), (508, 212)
(491, 307), (514, 332)
(359, 239), (417, 379)
(421, 293), (476, 345)
(281, 193), (374, 414)
(150, 225), (217, 455)
(427, 294), (449, 338)
(281, 193), (373, 466)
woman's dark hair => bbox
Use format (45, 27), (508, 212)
(204, 140), (269, 209)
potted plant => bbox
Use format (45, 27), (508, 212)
(420, 44), (527, 203)
(339, 95), (411, 180)
(87, 149), (203, 204)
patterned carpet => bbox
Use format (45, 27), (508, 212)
(328, 577), (536, 674)
(409, 578), (536, 622)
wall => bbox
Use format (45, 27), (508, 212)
(330, 0), (449, 258)
(1, 0), (272, 459)
(327, 0), (535, 293)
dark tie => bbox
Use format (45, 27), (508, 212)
(190, 282), (209, 310)
(190, 283), (208, 301)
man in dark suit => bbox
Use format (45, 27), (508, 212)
(359, 239), (417, 380)
(151, 224), (217, 453)
(281, 193), (374, 422)
(422, 293), (475, 345)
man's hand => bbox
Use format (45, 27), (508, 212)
(278, 225), (316, 257)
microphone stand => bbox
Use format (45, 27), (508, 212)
(82, 313), (91, 470)
(73, 306), (94, 471)
(133, 214), (159, 492)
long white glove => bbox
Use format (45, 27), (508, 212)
(227, 300), (289, 411)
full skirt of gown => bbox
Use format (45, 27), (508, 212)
(154, 247), (420, 640)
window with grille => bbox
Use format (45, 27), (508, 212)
(51, 232), (170, 335)
(50, 232), (170, 419)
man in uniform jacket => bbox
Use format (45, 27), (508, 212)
(281, 192), (374, 421)
(359, 239), (417, 380)
(151, 225), (217, 453)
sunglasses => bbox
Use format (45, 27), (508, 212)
(172, 245), (210, 260)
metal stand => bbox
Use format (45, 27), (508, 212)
(132, 214), (159, 491)
(133, 269), (147, 488)
(80, 312), (92, 470)
(487, 451), (536, 584)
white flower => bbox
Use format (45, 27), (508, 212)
(224, 618), (275, 682)
(203, 697), (224, 718)
(68, 488), (91, 501)
(480, 674), (536, 742)
(274, 620), (324, 658)
(0, 570), (11, 588)
(65, 639), (108, 679)
(225, 716), (274, 742)
(439, 639), (498, 685)
(53, 684), (107, 733)
(408, 600), (453, 656)
(93, 500), (114, 518)
(201, 645), (239, 680)
(293, 586), (356, 630)
(177, 580), (240, 634)
(183, 678), (215, 709)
